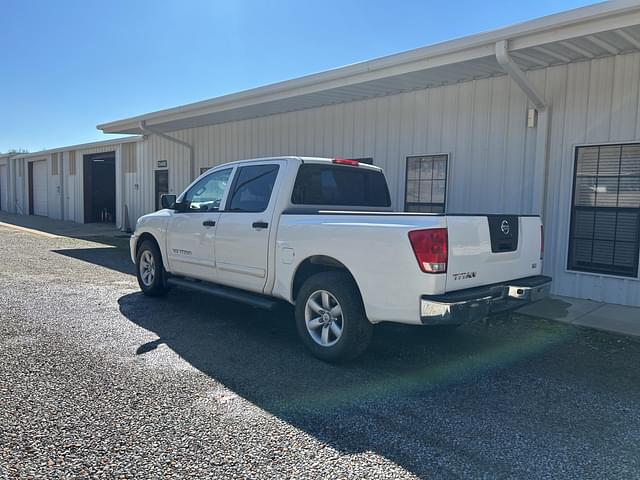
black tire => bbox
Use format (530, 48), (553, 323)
(295, 271), (373, 362)
(135, 240), (168, 297)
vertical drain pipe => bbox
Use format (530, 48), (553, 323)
(138, 120), (196, 181)
(495, 40), (550, 219)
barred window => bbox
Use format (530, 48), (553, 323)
(405, 155), (448, 213)
(568, 144), (640, 277)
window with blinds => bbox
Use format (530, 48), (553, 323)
(404, 155), (448, 213)
(568, 144), (640, 277)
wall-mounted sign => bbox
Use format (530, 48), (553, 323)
(157, 160), (168, 168)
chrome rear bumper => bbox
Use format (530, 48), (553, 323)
(420, 275), (551, 325)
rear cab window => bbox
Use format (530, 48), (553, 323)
(291, 164), (391, 207)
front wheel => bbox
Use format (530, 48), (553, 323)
(136, 240), (168, 297)
(295, 271), (373, 362)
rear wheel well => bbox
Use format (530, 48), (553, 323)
(291, 256), (361, 303)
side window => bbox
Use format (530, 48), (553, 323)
(568, 144), (640, 277)
(183, 168), (232, 212)
(227, 164), (279, 212)
(405, 154), (448, 213)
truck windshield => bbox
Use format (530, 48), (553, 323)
(291, 164), (391, 207)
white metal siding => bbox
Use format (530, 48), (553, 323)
(31, 160), (48, 216)
(0, 164), (8, 212)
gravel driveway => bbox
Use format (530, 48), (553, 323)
(1, 222), (639, 479)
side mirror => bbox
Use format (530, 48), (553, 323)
(161, 194), (177, 209)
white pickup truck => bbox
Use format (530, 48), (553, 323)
(131, 157), (551, 361)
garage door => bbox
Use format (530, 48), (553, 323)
(0, 165), (7, 212)
(32, 161), (48, 216)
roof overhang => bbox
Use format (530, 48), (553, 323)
(11, 136), (143, 160)
(98, 1), (640, 135)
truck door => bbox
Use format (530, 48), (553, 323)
(214, 162), (282, 293)
(166, 167), (233, 282)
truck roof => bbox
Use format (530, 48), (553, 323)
(212, 156), (383, 172)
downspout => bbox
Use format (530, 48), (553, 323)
(138, 120), (196, 180)
(59, 152), (65, 221)
(495, 40), (550, 219)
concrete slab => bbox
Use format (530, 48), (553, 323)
(0, 211), (124, 239)
(574, 302), (640, 338)
(518, 295), (640, 339)
(517, 295), (603, 323)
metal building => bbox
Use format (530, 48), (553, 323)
(5, 2), (640, 308)
(3, 137), (142, 230)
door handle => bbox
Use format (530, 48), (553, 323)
(252, 221), (269, 229)
(202, 220), (216, 227)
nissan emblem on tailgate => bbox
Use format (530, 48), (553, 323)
(501, 220), (510, 235)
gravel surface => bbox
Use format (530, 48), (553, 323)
(1, 222), (640, 479)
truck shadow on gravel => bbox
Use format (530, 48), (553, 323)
(118, 290), (640, 478)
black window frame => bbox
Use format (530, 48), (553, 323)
(404, 154), (448, 213)
(224, 164), (280, 213)
(567, 144), (640, 278)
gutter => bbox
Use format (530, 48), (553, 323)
(138, 121), (196, 180)
(495, 40), (546, 110)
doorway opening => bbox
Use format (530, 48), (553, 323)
(83, 152), (116, 223)
(155, 170), (169, 211)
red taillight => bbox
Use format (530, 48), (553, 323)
(408, 228), (448, 273)
(540, 225), (544, 260)
(332, 158), (359, 166)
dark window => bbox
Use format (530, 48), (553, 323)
(405, 155), (448, 213)
(291, 164), (390, 207)
(227, 164), (279, 212)
(200, 167), (211, 175)
(568, 144), (640, 277)
(183, 168), (232, 212)
(155, 170), (169, 211)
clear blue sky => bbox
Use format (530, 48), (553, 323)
(1, 0), (595, 152)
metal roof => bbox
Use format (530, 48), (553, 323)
(98, 1), (640, 135)
(10, 136), (143, 160)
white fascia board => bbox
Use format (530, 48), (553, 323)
(508, 8), (640, 50)
(12, 136), (143, 159)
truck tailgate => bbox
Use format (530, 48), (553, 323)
(445, 215), (542, 292)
